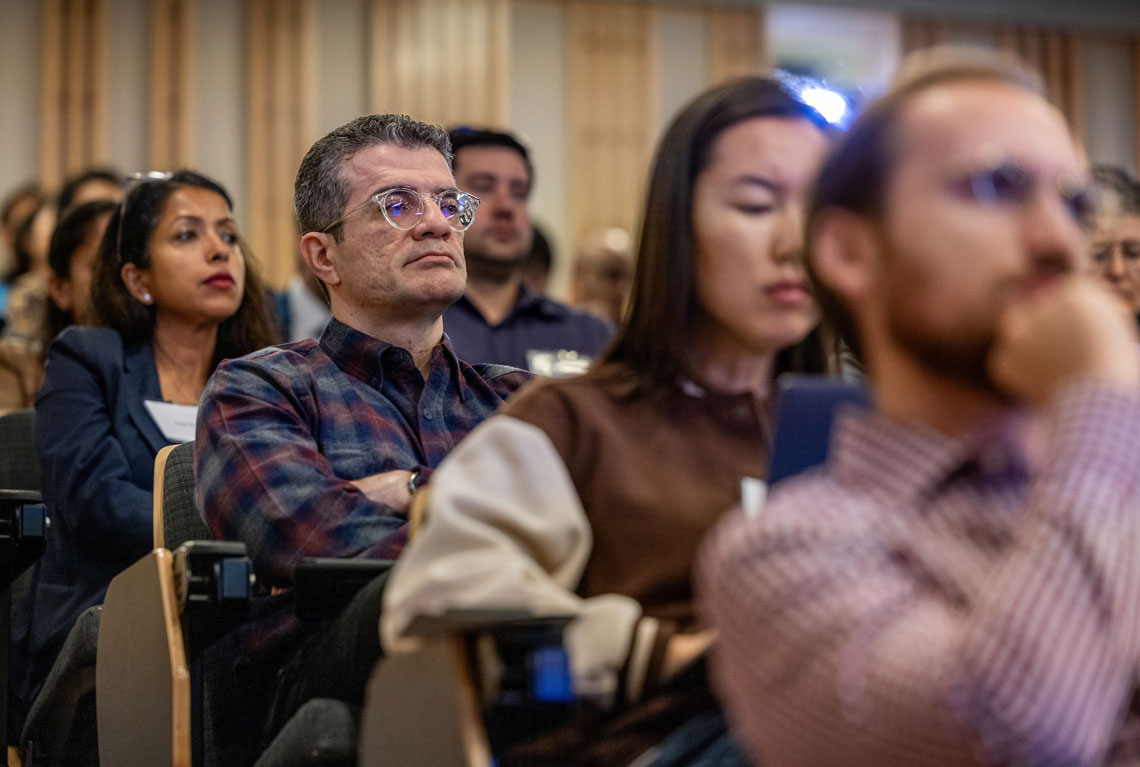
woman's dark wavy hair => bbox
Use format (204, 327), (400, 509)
(90, 170), (278, 367)
(590, 74), (837, 396)
(43, 199), (116, 353)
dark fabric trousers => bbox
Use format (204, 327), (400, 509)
(640, 710), (753, 767)
(262, 569), (390, 745)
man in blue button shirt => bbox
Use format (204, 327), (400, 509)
(443, 128), (613, 374)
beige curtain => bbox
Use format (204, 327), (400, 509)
(40, 0), (109, 188)
(245, 0), (317, 287)
(902, 15), (1085, 143)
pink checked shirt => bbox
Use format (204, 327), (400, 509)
(698, 380), (1140, 767)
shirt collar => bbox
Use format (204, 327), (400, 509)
(829, 407), (1032, 506)
(457, 283), (568, 324)
(319, 316), (463, 393)
(514, 284), (565, 318)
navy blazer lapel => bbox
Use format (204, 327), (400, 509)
(122, 341), (171, 455)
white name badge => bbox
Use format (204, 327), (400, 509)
(144, 400), (199, 443)
(526, 349), (593, 378)
(741, 477), (767, 520)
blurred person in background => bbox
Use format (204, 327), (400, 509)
(699, 47), (1140, 767)
(0, 200), (117, 410)
(571, 226), (635, 324)
(274, 243), (332, 342)
(1089, 165), (1140, 319)
(2, 200), (57, 350)
(56, 167), (123, 215)
(522, 222), (555, 296)
(18, 170), (277, 712)
(443, 127), (613, 373)
(42, 199), (117, 352)
(1, 183), (44, 306)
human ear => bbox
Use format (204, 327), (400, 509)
(299, 232), (342, 288)
(810, 209), (877, 306)
(47, 273), (73, 312)
(119, 262), (154, 305)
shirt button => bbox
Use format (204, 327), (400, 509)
(423, 411), (433, 420)
(371, 377), (379, 387)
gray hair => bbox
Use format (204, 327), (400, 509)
(1092, 165), (1140, 219)
(294, 113), (453, 240)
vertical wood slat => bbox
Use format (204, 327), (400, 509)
(246, 0), (272, 284)
(366, 0), (508, 127)
(1064, 35), (1085, 146)
(706, 6), (765, 86)
(90, 0), (109, 167)
(245, 0), (316, 287)
(65, 0), (86, 173)
(150, 0), (172, 167)
(1134, 38), (1140, 173)
(149, 0), (194, 170)
(900, 14), (1087, 140)
(270, 0), (291, 271)
(567, 2), (655, 245)
(41, 0), (65, 188)
(40, 0), (108, 189)
(177, 0), (195, 168)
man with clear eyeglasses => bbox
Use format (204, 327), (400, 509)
(699, 46), (1140, 767)
(194, 113), (530, 751)
(1090, 165), (1140, 319)
(442, 127), (613, 374)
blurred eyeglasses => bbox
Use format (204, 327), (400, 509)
(322, 187), (481, 234)
(1092, 239), (1140, 266)
(117, 171), (174, 263)
(948, 157), (1097, 231)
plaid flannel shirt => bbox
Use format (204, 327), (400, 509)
(195, 317), (529, 660)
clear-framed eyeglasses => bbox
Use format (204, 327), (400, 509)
(117, 170), (174, 263)
(321, 187), (481, 234)
(946, 154), (1098, 231)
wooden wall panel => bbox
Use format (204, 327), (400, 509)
(705, 6), (766, 86)
(901, 16), (1085, 142)
(246, 0), (317, 287)
(1134, 38), (1140, 172)
(567, 2), (656, 243)
(40, 0), (109, 189)
(149, 0), (194, 170)
(367, 0), (509, 128)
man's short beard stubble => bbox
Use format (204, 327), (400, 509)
(878, 238), (1002, 397)
(885, 295), (997, 392)
(464, 238), (530, 285)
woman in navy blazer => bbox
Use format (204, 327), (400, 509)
(20, 170), (278, 706)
